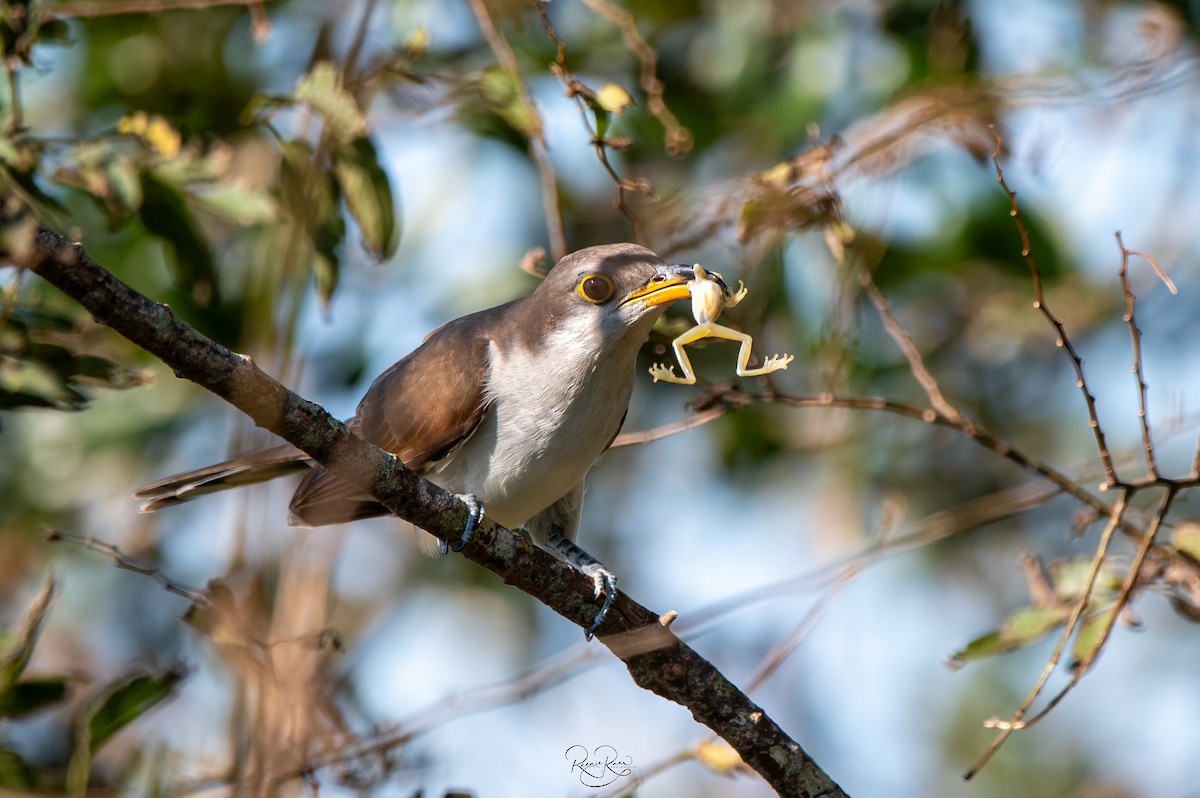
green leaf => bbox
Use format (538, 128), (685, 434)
(1050, 558), (1121, 602)
(1072, 606), (1117, 667)
(0, 748), (38, 791)
(67, 666), (187, 792)
(86, 667), (186, 752)
(0, 138), (66, 215)
(191, 183), (277, 226)
(476, 65), (539, 138)
(138, 171), (219, 305)
(0, 311), (151, 409)
(51, 141), (142, 226)
(948, 605), (1067, 668)
(333, 135), (398, 260)
(294, 61), (365, 142)
(0, 577), (56, 696)
(0, 677), (68, 719)
(278, 139), (346, 303)
(1172, 522), (1200, 562)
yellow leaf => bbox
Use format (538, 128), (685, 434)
(596, 83), (634, 114)
(694, 740), (747, 776)
(144, 116), (181, 158)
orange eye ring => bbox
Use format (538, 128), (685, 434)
(576, 274), (616, 304)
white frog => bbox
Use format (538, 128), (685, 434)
(649, 265), (794, 385)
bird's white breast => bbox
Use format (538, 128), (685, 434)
(425, 311), (637, 529)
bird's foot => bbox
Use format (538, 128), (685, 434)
(545, 531), (619, 640)
(581, 564), (618, 641)
(439, 493), (485, 554)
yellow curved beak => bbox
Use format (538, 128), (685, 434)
(619, 264), (694, 308)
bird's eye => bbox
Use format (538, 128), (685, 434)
(576, 274), (615, 304)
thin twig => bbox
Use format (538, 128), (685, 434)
(964, 490), (1129, 779)
(1024, 486), (1174, 717)
(1115, 231), (1159, 478)
(746, 566), (858, 693)
(466, 0), (566, 261)
(536, 2), (650, 236)
(990, 126), (1120, 489)
(859, 267), (963, 424)
(44, 0), (283, 18)
(45, 527), (210, 604)
(4, 62), (21, 135)
(341, 0), (378, 83)
(611, 405), (730, 447)
(579, 0), (692, 155)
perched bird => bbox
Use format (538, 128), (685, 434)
(136, 244), (695, 637)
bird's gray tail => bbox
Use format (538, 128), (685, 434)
(134, 443), (311, 512)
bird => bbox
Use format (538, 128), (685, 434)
(135, 243), (696, 638)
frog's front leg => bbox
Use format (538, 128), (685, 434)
(649, 323), (722, 385)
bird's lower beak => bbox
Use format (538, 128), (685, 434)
(619, 263), (695, 308)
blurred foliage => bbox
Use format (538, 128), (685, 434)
(0, 303), (150, 410)
(0, 0), (1198, 795)
(0, 578), (184, 792)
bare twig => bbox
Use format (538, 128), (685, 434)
(44, 0), (283, 18)
(858, 267), (963, 424)
(611, 405), (731, 448)
(1116, 231), (1161, 478)
(341, 0), (379, 83)
(990, 126), (1120, 489)
(1031, 486), (1174, 717)
(536, 3), (651, 236)
(578, 0), (692, 155)
(965, 490), (1129, 778)
(466, 0), (566, 262)
(45, 527), (210, 604)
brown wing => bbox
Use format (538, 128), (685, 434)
(288, 313), (494, 526)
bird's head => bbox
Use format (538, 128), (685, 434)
(533, 244), (694, 347)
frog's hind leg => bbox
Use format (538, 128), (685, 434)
(649, 323), (719, 384)
(694, 323), (794, 378)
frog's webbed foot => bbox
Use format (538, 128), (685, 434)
(649, 362), (695, 385)
(737, 352), (794, 377)
(725, 280), (748, 308)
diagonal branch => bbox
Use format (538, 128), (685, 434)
(22, 223), (847, 798)
(989, 127), (1120, 489)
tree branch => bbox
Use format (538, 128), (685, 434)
(23, 223), (847, 798)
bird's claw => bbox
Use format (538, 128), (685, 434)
(439, 493), (484, 554)
(584, 568), (618, 641)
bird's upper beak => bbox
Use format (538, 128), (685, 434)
(619, 263), (695, 309)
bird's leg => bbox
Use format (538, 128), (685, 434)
(545, 529), (618, 640)
(439, 493), (485, 554)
